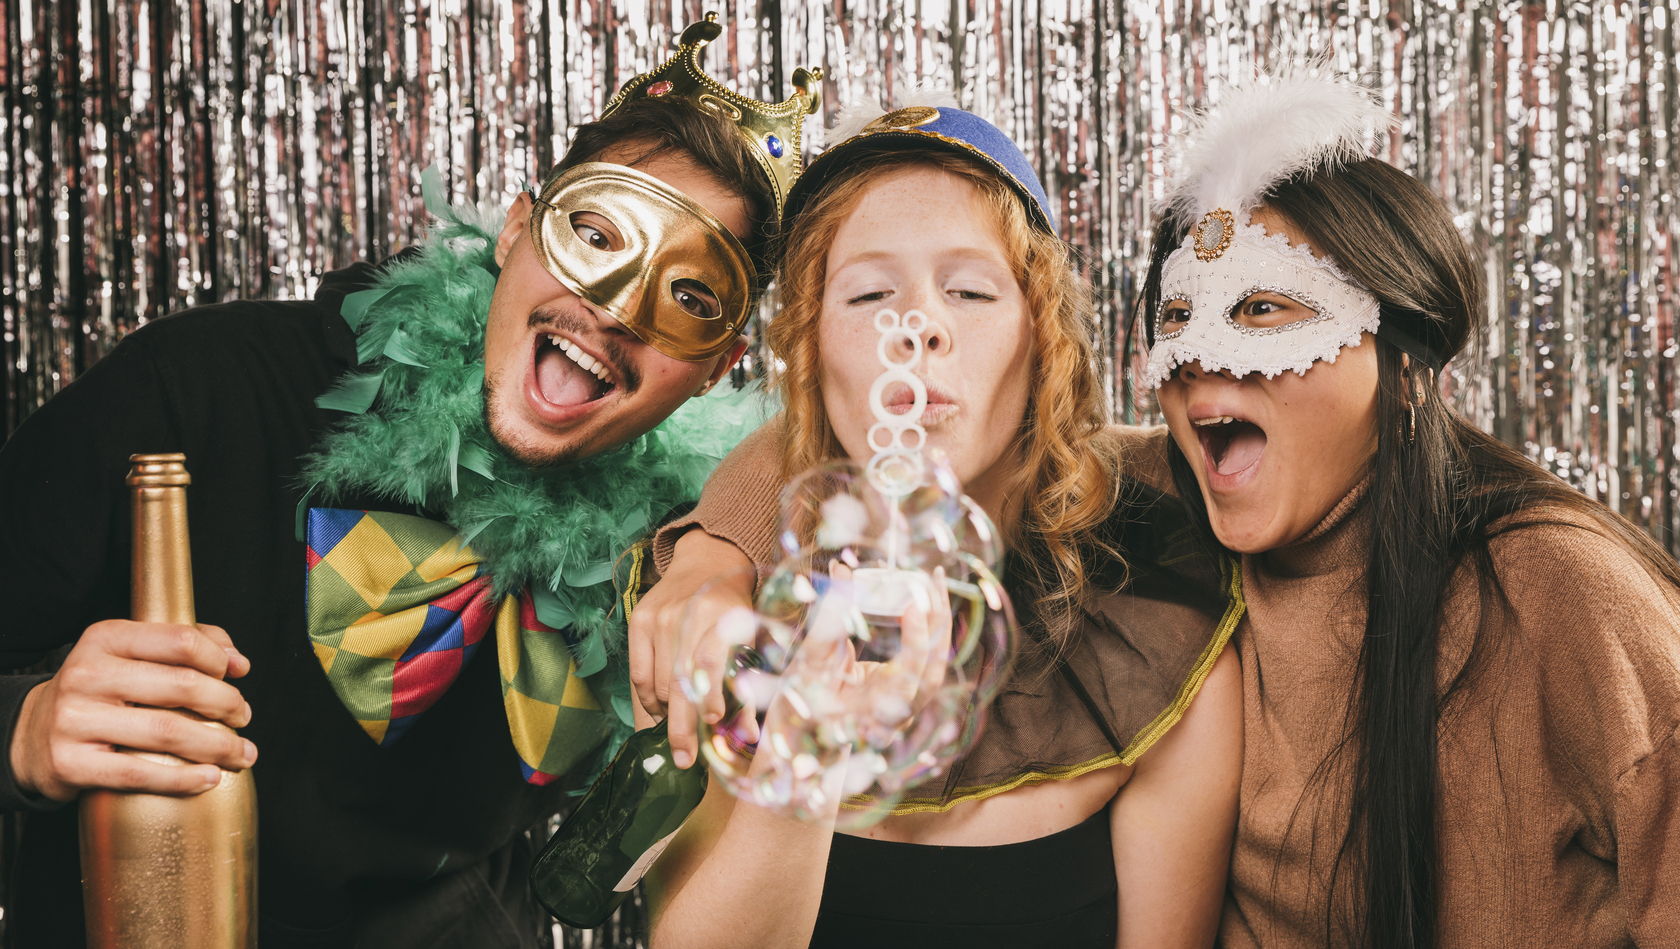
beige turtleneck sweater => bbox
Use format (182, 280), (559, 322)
(1229, 471), (1680, 947)
(655, 419), (1680, 946)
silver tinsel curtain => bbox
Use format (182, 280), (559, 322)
(2, 2), (1677, 946)
(4, 0), (1677, 543)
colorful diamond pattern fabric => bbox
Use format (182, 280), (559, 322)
(306, 508), (611, 785)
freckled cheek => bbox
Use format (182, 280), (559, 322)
(815, 356), (872, 449)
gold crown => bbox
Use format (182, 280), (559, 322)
(600, 13), (822, 216)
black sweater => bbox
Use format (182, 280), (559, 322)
(0, 261), (559, 948)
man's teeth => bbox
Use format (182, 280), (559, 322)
(1194, 415), (1236, 427)
(547, 335), (612, 384)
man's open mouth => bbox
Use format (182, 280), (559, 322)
(534, 333), (617, 408)
(1193, 414), (1267, 477)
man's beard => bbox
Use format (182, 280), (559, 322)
(482, 370), (588, 470)
(481, 301), (643, 470)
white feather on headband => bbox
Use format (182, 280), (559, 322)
(827, 83), (961, 143)
(1166, 72), (1394, 224)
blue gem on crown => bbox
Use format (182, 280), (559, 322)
(766, 134), (785, 158)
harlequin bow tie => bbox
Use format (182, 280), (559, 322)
(305, 508), (612, 785)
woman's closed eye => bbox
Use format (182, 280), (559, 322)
(949, 287), (998, 303)
(845, 288), (894, 306)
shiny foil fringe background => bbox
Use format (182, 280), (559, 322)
(0, 2), (1675, 946)
(3, 0), (1677, 548)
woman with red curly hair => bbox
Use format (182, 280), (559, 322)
(633, 106), (1243, 948)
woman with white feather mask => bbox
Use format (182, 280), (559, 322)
(1139, 74), (1680, 946)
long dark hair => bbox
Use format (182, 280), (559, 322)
(1142, 158), (1680, 948)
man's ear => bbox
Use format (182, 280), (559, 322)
(496, 193), (535, 268)
(696, 336), (751, 396)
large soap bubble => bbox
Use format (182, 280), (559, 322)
(680, 309), (1016, 828)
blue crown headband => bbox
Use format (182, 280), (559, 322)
(782, 106), (1057, 235)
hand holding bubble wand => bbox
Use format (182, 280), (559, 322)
(680, 308), (1017, 828)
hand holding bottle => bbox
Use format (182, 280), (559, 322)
(10, 621), (255, 801)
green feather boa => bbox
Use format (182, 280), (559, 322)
(299, 170), (773, 734)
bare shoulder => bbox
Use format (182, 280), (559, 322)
(1102, 423), (1175, 494)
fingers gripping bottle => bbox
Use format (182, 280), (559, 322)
(79, 454), (258, 949)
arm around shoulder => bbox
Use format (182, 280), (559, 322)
(645, 757), (839, 949)
(652, 415), (787, 574)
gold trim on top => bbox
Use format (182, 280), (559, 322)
(863, 106), (941, 132)
(855, 752), (1123, 815)
(620, 541), (649, 617)
(848, 557), (1247, 816)
(1111, 557), (1244, 764)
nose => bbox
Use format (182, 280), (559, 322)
(921, 317), (947, 355)
(893, 316), (947, 357)
(582, 297), (634, 339)
(1175, 360), (1237, 382)
(891, 285), (949, 357)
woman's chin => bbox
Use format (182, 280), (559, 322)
(1205, 504), (1292, 554)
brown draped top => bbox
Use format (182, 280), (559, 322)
(651, 417), (1239, 814)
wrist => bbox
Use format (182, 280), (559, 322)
(9, 680), (46, 797)
(673, 527), (752, 567)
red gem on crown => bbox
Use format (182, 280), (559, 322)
(647, 80), (674, 97)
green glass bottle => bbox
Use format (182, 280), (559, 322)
(532, 720), (708, 928)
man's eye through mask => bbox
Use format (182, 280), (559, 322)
(1143, 212), (1381, 389)
(528, 162), (754, 362)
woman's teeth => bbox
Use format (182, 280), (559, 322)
(1194, 415), (1237, 427)
(547, 334), (612, 384)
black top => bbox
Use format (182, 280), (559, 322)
(812, 805), (1117, 948)
(0, 261), (559, 948)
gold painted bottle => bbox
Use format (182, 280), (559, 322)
(79, 453), (258, 948)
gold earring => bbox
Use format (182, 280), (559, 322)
(1407, 402), (1416, 446)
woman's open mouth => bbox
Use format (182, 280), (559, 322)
(533, 333), (617, 410)
(1194, 414), (1267, 484)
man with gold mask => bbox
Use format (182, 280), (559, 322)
(0, 15), (817, 948)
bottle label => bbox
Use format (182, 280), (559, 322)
(614, 826), (683, 893)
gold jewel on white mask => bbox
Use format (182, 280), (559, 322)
(529, 161), (753, 362)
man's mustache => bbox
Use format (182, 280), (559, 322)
(527, 300), (639, 392)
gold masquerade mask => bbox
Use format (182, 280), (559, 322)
(528, 161), (753, 362)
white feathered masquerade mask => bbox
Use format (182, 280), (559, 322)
(1142, 75), (1396, 390)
